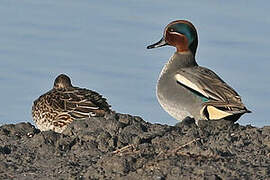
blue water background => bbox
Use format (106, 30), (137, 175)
(0, 0), (269, 127)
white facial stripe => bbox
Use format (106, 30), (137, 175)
(169, 31), (182, 36)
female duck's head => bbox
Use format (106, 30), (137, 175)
(54, 74), (73, 89)
(147, 20), (198, 56)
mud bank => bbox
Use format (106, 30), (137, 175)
(0, 112), (269, 179)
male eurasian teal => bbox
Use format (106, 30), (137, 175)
(147, 20), (250, 124)
(32, 74), (111, 133)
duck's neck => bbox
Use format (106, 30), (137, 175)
(161, 51), (197, 74)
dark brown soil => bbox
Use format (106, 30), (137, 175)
(0, 112), (269, 179)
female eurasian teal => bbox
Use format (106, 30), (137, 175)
(147, 20), (250, 124)
(32, 74), (111, 133)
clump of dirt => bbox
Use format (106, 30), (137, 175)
(0, 112), (269, 179)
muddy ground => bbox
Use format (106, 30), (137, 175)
(0, 112), (269, 179)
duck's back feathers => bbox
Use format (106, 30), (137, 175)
(175, 66), (250, 120)
(32, 86), (111, 133)
(60, 87), (110, 117)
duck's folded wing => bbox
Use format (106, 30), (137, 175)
(60, 88), (111, 119)
(175, 66), (250, 119)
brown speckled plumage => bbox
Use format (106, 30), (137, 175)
(32, 74), (111, 133)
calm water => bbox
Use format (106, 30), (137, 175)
(0, 0), (269, 127)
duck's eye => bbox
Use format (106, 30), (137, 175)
(169, 28), (174, 32)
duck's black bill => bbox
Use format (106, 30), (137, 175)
(147, 38), (168, 49)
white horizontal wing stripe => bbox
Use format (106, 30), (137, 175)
(78, 105), (99, 110)
(175, 74), (209, 98)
